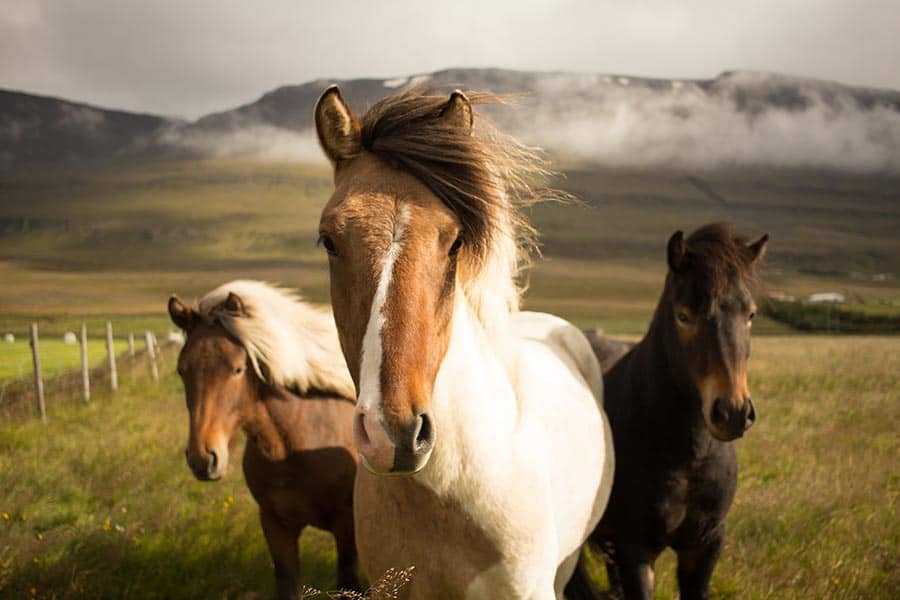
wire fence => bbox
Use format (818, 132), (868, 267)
(0, 322), (181, 422)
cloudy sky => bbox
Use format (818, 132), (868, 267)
(2, 0), (898, 120)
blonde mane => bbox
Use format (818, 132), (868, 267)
(358, 87), (568, 330)
(197, 280), (355, 401)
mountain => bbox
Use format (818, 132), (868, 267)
(0, 90), (181, 173)
(3, 68), (900, 173)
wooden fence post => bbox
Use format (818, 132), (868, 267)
(106, 321), (118, 391)
(80, 323), (90, 402)
(29, 323), (46, 423)
(128, 333), (135, 357)
(145, 331), (159, 382)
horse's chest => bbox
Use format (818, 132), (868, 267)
(354, 471), (530, 599)
(243, 444), (355, 527)
(656, 460), (736, 541)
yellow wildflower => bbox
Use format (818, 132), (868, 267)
(102, 518), (111, 532)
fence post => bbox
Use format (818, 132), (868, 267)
(80, 323), (90, 402)
(145, 331), (159, 382)
(128, 332), (135, 357)
(106, 321), (118, 391)
(29, 323), (46, 423)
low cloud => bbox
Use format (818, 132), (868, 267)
(154, 71), (900, 173)
(159, 125), (326, 163)
(517, 72), (900, 173)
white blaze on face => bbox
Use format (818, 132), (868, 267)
(357, 204), (411, 419)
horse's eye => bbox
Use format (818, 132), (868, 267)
(317, 234), (337, 256)
(677, 311), (690, 324)
(233, 366), (244, 376)
(748, 311), (756, 323)
(449, 236), (463, 257)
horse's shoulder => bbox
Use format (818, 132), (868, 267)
(510, 311), (603, 403)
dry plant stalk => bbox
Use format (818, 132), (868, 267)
(299, 566), (415, 599)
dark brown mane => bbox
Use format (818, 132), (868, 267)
(358, 86), (563, 268)
(681, 222), (761, 304)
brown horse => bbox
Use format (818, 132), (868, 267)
(569, 223), (767, 600)
(167, 280), (360, 599)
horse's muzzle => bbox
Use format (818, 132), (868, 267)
(709, 396), (756, 441)
(185, 447), (226, 481)
(354, 410), (434, 476)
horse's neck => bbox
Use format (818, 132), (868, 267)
(628, 315), (713, 457)
(243, 385), (305, 461)
(419, 298), (519, 495)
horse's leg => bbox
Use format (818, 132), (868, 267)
(332, 511), (360, 591)
(613, 544), (653, 600)
(260, 508), (304, 600)
(675, 532), (724, 600)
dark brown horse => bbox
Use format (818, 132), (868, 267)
(167, 280), (360, 599)
(570, 224), (767, 600)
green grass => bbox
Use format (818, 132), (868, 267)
(0, 373), (339, 599)
(0, 337), (897, 598)
(0, 339), (129, 381)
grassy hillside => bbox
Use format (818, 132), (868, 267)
(2, 160), (898, 334)
(0, 336), (896, 598)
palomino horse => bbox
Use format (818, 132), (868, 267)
(313, 86), (614, 599)
(168, 280), (360, 598)
(571, 224), (767, 600)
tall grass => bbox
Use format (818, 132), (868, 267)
(0, 336), (896, 598)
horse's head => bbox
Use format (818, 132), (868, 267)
(663, 224), (768, 441)
(314, 87), (484, 475)
(169, 293), (254, 481)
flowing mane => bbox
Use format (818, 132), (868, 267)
(197, 280), (355, 400)
(358, 87), (565, 327)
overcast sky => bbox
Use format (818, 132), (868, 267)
(2, 0), (898, 120)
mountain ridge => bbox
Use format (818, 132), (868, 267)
(3, 68), (900, 173)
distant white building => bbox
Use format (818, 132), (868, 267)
(63, 331), (78, 344)
(768, 291), (796, 302)
(808, 292), (845, 304)
(3, 333), (13, 343)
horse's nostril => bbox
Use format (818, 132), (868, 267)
(354, 411), (370, 447)
(208, 449), (218, 470)
(744, 398), (757, 430)
(415, 413), (434, 453)
(711, 397), (728, 425)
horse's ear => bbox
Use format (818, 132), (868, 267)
(314, 85), (361, 165)
(168, 296), (196, 331)
(747, 233), (769, 264)
(440, 90), (473, 132)
(667, 231), (686, 272)
(222, 292), (248, 316)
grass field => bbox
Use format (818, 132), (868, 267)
(0, 336), (897, 599)
(1, 159), (898, 597)
(0, 339), (130, 382)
